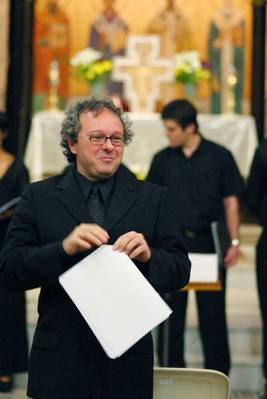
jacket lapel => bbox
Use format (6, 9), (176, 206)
(54, 169), (93, 223)
(54, 167), (138, 229)
(105, 169), (137, 231)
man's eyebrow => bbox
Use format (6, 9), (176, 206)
(86, 130), (124, 135)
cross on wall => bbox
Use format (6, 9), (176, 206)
(112, 35), (174, 112)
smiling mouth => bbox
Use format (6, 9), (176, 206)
(99, 156), (115, 162)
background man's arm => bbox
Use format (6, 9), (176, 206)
(223, 195), (240, 267)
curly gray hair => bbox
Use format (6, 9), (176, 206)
(60, 97), (133, 163)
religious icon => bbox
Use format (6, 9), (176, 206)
(146, 0), (193, 57)
(208, 0), (245, 114)
(33, 0), (70, 112)
(88, 0), (128, 95)
(146, 0), (193, 103)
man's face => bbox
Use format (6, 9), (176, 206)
(68, 109), (124, 181)
(163, 119), (193, 148)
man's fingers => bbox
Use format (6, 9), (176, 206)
(113, 231), (151, 262)
(78, 224), (109, 245)
(80, 223), (109, 242)
(63, 223), (110, 256)
(80, 231), (107, 247)
(76, 238), (92, 251)
(113, 231), (142, 251)
(123, 237), (143, 255)
(128, 244), (146, 259)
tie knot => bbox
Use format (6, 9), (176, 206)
(91, 184), (103, 201)
(92, 183), (99, 195)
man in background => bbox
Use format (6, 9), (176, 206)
(147, 99), (244, 374)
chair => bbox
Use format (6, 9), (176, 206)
(153, 367), (230, 399)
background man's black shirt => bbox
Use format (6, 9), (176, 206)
(147, 137), (244, 232)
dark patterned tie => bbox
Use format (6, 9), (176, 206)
(88, 184), (105, 226)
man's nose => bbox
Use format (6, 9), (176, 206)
(102, 137), (114, 150)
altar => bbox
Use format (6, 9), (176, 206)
(24, 110), (258, 182)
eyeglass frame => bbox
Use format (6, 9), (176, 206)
(85, 133), (126, 147)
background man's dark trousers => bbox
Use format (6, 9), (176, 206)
(157, 231), (230, 375)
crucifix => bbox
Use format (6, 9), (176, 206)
(112, 35), (173, 112)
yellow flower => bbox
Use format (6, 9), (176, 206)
(71, 48), (113, 83)
(173, 51), (211, 85)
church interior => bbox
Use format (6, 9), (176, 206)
(0, 0), (266, 398)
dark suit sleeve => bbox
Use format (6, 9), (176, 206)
(0, 185), (70, 291)
(146, 153), (164, 186)
(17, 162), (30, 192)
(246, 147), (264, 218)
(148, 188), (191, 293)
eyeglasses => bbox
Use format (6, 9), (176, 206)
(87, 134), (125, 147)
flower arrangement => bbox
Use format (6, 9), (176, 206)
(70, 48), (112, 85)
(173, 51), (211, 85)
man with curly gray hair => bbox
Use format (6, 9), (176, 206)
(0, 97), (190, 399)
(60, 97), (133, 164)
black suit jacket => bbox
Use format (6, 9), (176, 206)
(0, 167), (190, 399)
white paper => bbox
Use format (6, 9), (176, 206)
(188, 253), (219, 283)
(59, 245), (172, 359)
(0, 197), (20, 214)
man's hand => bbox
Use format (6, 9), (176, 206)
(224, 245), (240, 267)
(113, 231), (151, 263)
(0, 209), (14, 221)
(63, 223), (109, 256)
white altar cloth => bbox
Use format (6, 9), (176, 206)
(24, 110), (258, 182)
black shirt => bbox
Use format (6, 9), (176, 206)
(74, 168), (115, 213)
(147, 136), (244, 232)
(246, 139), (267, 227)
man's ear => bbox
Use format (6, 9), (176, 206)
(187, 123), (196, 135)
(67, 139), (77, 154)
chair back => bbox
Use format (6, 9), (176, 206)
(153, 367), (230, 399)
